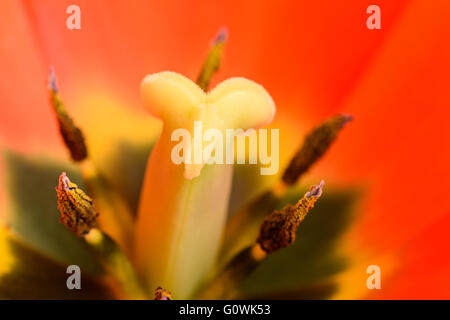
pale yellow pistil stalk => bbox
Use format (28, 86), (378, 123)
(135, 72), (275, 298)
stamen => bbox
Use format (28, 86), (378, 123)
(197, 181), (324, 299)
(154, 287), (173, 300)
(56, 173), (148, 299)
(257, 180), (324, 254)
(282, 114), (353, 185)
(196, 27), (228, 91)
(56, 172), (98, 236)
(48, 68), (88, 162)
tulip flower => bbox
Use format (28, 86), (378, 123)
(2, 0), (449, 300)
(0, 31), (351, 298)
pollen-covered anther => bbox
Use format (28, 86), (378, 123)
(154, 286), (173, 300)
(282, 114), (352, 185)
(56, 172), (99, 236)
(48, 68), (88, 162)
(257, 180), (324, 254)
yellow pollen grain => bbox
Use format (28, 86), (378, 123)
(251, 244), (267, 261)
(85, 228), (103, 245)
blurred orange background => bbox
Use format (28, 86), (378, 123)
(1, 0), (450, 298)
